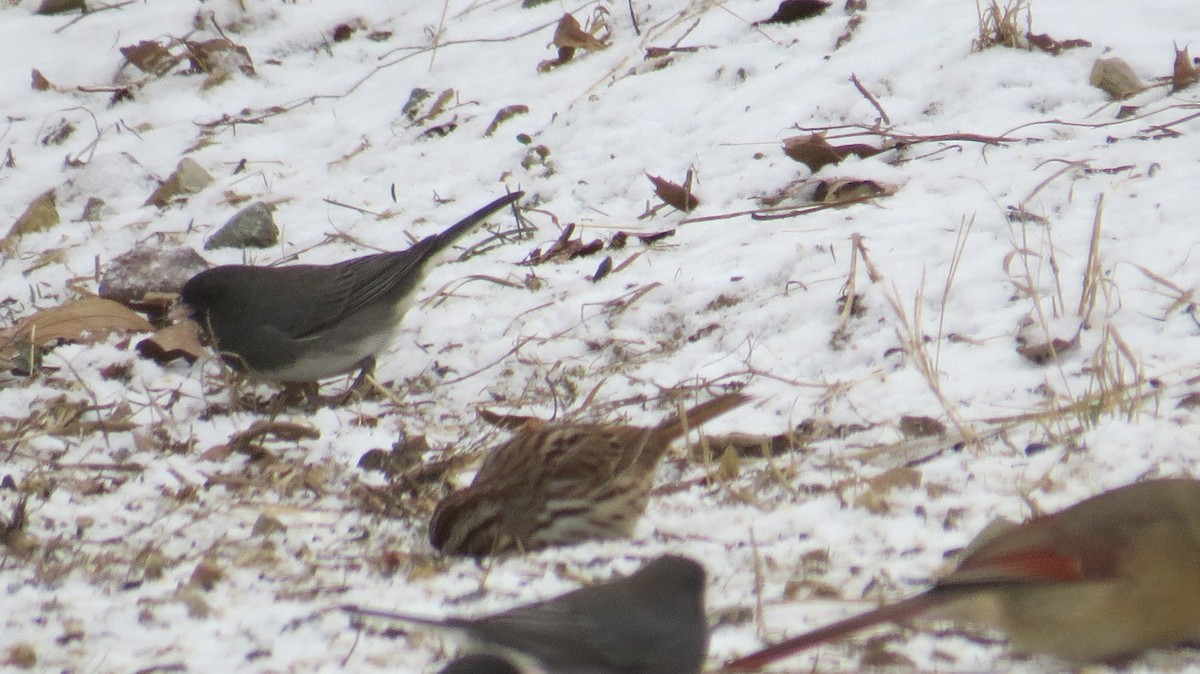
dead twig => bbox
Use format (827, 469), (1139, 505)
(850, 73), (890, 125)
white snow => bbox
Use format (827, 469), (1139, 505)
(2, 0), (1200, 672)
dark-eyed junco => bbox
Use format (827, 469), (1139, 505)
(436, 653), (521, 674)
(179, 191), (522, 390)
(346, 554), (710, 674)
(726, 477), (1200, 669)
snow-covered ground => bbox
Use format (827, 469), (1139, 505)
(2, 0), (1200, 671)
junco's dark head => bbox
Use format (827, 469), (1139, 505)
(347, 554), (709, 674)
(178, 191), (522, 384)
(436, 653), (522, 674)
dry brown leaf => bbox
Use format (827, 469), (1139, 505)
(646, 171), (701, 212)
(521, 223), (606, 265)
(898, 415), (946, 438)
(1, 297), (152, 365)
(35, 0), (83, 15)
(31, 69), (53, 91)
(539, 13), (607, 71)
(484, 104), (530, 137)
(553, 13), (608, 52)
(782, 134), (882, 172)
(1015, 316), (1081, 365)
(1025, 32), (1091, 55)
(1172, 44), (1199, 92)
(120, 40), (180, 76)
(755, 0), (831, 25)
(1016, 335), (1079, 364)
(3, 189), (59, 247)
(136, 319), (206, 365)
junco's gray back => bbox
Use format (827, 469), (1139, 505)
(347, 555), (709, 674)
(180, 191), (522, 382)
(461, 555), (709, 674)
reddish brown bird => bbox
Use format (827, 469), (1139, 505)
(727, 477), (1200, 669)
(430, 393), (750, 556)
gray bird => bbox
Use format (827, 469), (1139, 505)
(437, 653), (521, 674)
(345, 555), (710, 674)
(179, 191), (522, 391)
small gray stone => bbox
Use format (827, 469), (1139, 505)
(1090, 58), (1144, 100)
(204, 201), (279, 250)
(99, 245), (211, 303)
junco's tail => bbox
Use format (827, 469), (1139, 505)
(342, 604), (472, 631)
(418, 190), (524, 259)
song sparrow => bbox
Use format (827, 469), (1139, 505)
(346, 554), (710, 674)
(429, 392), (749, 556)
(726, 477), (1200, 669)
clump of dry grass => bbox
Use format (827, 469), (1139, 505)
(973, 0), (1032, 51)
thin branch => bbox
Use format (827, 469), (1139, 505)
(850, 73), (890, 124)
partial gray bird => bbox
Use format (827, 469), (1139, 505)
(437, 653), (521, 674)
(179, 191), (522, 392)
(346, 555), (710, 674)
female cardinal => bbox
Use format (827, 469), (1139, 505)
(727, 477), (1200, 669)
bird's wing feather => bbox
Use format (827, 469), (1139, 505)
(471, 595), (665, 671)
(293, 192), (521, 338)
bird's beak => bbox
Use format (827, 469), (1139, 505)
(169, 297), (192, 323)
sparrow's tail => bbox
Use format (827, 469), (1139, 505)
(651, 392), (750, 446)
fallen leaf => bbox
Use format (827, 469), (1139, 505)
(898, 415), (946, 438)
(646, 171), (701, 212)
(35, 0), (83, 15)
(1025, 32), (1091, 55)
(782, 134), (882, 171)
(3, 189), (59, 246)
(31, 69), (53, 91)
(591, 256), (613, 282)
(521, 223), (606, 265)
(1, 297), (153, 367)
(1015, 315), (1081, 365)
(1171, 44), (1199, 92)
(756, 0), (831, 25)
(538, 13), (608, 71)
(120, 40), (180, 77)
(553, 13), (608, 52)
(136, 319), (206, 365)
(484, 104), (530, 137)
